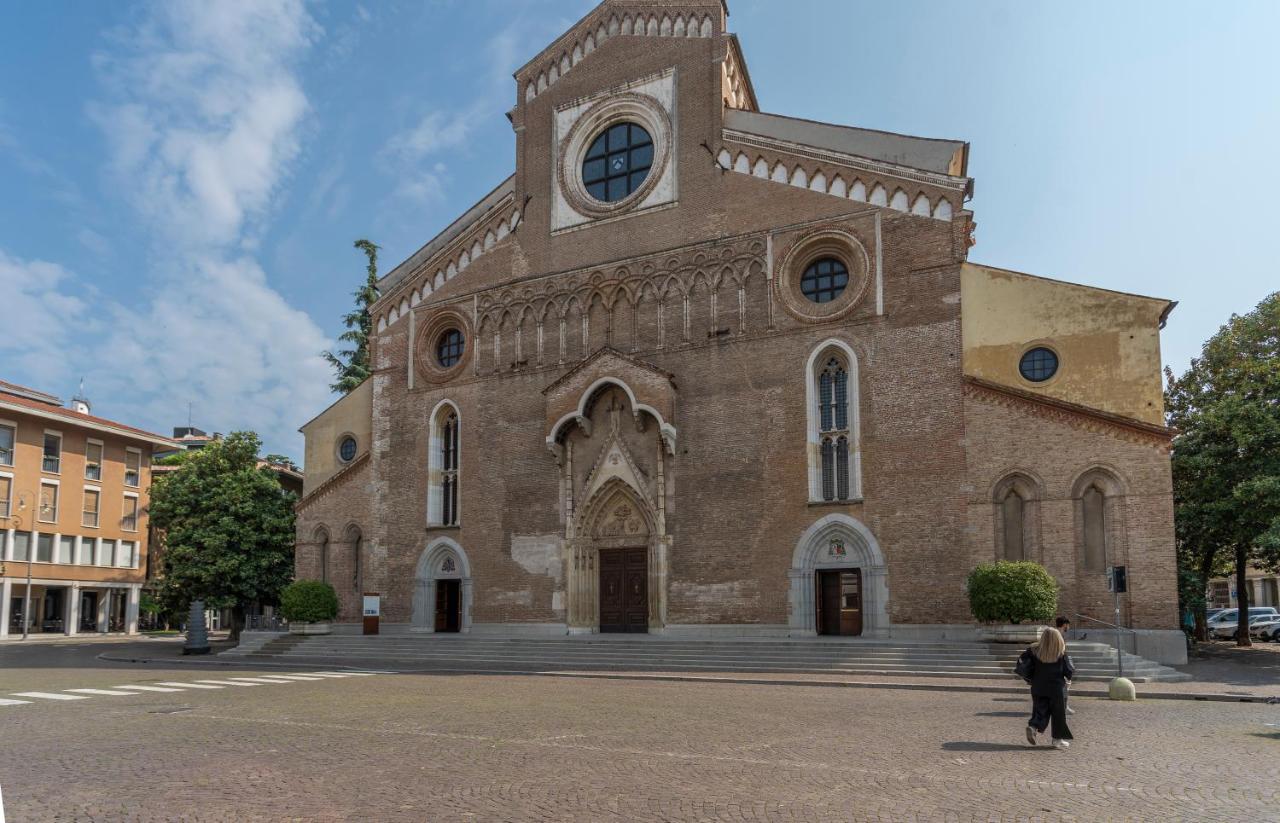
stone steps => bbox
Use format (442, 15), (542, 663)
(227, 634), (1190, 682)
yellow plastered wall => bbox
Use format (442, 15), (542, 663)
(961, 263), (1171, 426)
(300, 379), (373, 495)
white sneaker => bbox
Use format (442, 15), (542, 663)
(1052, 739), (1071, 749)
(1065, 705), (1075, 715)
(1026, 726), (1038, 746)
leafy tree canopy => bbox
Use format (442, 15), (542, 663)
(1166, 292), (1280, 641)
(322, 238), (380, 394)
(148, 431), (297, 631)
(261, 453), (300, 472)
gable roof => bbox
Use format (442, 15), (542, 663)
(0, 391), (182, 449)
(725, 110), (967, 177)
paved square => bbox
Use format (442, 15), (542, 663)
(0, 643), (1277, 820)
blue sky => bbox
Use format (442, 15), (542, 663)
(1, 1), (1276, 459)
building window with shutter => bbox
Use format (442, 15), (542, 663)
(124, 448), (141, 487)
(122, 495), (139, 532)
(83, 487), (100, 528)
(43, 432), (62, 474)
(85, 440), (103, 481)
(0, 423), (14, 467)
(39, 481), (58, 523)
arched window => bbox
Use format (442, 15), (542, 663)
(807, 345), (858, 502)
(1072, 468), (1124, 574)
(1082, 484), (1107, 572)
(992, 474), (1040, 562)
(442, 412), (459, 526)
(428, 401), (461, 526)
(1001, 491), (1025, 560)
(314, 527), (330, 583)
(346, 525), (363, 593)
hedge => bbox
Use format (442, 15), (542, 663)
(966, 561), (1058, 624)
(280, 580), (339, 624)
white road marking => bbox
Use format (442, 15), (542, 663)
(65, 688), (141, 696)
(114, 685), (185, 693)
(295, 672), (351, 678)
(225, 677), (295, 684)
(0, 698), (33, 706)
(314, 670), (390, 676)
(155, 682), (223, 690)
(193, 679), (262, 687)
(11, 692), (90, 701)
(266, 674), (326, 681)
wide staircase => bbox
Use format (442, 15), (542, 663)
(223, 634), (1190, 682)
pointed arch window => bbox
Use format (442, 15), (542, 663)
(1082, 484), (1107, 572)
(818, 357), (851, 500)
(992, 474), (1040, 563)
(1001, 491), (1025, 561)
(806, 343), (860, 503)
(428, 401), (461, 527)
(315, 528), (330, 583)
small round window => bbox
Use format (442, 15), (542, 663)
(1019, 347), (1059, 382)
(436, 329), (465, 368)
(582, 122), (653, 202)
(338, 436), (357, 463)
(800, 258), (849, 304)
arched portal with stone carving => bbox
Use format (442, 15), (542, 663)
(788, 513), (889, 637)
(569, 477), (663, 633)
(411, 536), (473, 633)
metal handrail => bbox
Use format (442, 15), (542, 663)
(1074, 613), (1131, 678)
(1074, 613), (1137, 633)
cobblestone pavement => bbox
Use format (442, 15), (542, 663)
(1, 645), (1278, 821)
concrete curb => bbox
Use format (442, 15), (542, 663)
(95, 652), (1278, 704)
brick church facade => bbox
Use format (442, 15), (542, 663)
(294, 0), (1184, 661)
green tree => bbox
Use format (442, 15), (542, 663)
(322, 238), (381, 394)
(148, 431), (297, 643)
(1166, 292), (1280, 646)
(261, 453), (300, 472)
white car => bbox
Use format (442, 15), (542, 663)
(1250, 617), (1280, 641)
(1211, 611), (1279, 640)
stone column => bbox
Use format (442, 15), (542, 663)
(0, 577), (11, 638)
(96, 590), (109, 633)
(66, 583), (80, 636)
(126, 585), (141, 635)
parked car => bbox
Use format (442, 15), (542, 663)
(1210, 610), (1280, 640)
(1250, 616), (1280, 641)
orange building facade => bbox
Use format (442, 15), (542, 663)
(0, 380), (179, 638)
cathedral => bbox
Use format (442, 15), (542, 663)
(294, 0), (1184, 663)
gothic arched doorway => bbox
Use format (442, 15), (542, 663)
(569, 479), (660, 633)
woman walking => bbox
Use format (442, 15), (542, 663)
(1018, 627), (1075, 749)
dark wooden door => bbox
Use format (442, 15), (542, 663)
(816, 569), (863, 636)
(435, 579), (460, 632)
(599, 548), (648, 633)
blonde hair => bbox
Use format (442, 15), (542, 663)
(1034, 627), (1066, 663)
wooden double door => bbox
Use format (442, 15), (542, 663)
(599, 547), (648, 633)
(816, 569), (863, 636)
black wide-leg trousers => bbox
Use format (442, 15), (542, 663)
(1029, 693), (1073, 740)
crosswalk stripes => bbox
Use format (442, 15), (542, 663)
(154, 681), (222, 689)
(3, 671), (388, 708)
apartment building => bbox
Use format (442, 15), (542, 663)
(0, 379), (179, 638)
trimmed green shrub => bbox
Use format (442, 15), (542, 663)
(966, 561), (1058, 624)
(280, 580), (339, 624)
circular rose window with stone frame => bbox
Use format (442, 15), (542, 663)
(415, 309), (473, 384)
(774, 228), (872, 323)
(558, 92), (672, 220)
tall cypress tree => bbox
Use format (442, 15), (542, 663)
(323, 239), (381, 394)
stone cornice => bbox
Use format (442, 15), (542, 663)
(964, 376), (1174, 448)
(295, 452), (370, 513)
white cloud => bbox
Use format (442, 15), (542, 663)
(3, 0), (340, 457)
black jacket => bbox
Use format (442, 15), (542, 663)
(1018, 649), (1076, 698)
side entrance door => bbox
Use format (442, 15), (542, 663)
(599, 547), (648, 633)
(435, 579), (461, 632)
(816, 569), (863, 636)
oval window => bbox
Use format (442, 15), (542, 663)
(436, 329), (465, 368)
(1019, 347), (1059, 382)
(800, 257), (849, 304)
(338, 436), (357, 463)
(582, 122), (653, 202)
